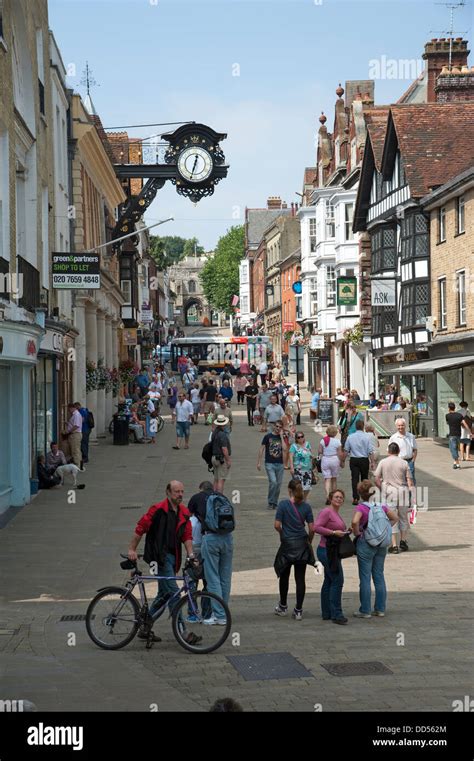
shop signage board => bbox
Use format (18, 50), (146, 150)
(371, 279), (396, 306)
(310, 335), (325, 350)
(318, 399), (335, 424)
(40, 330), (64, 355)
(122, 329), (137, 346)
(337, 277), (357, 306)
(52, 253), (100, 289)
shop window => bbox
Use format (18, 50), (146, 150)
(326, 266), (336, 307)
(438, 278), (447, 330)
(400, 213), (428, 260)
(309, 217), (317, 252)
(457, 271), (466, 326)
(344, 203), (354, 241)
(121, 279), (132, 305)
(438, 207), (446, 243)
(372, 306), (396, 335)
(371, 225), (396, 272)
(457, 196), (465, 235)
(401, 282), (429, 328)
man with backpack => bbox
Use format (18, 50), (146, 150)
(200, 487), (235, 625)
(351, 480), (398, 618)
(75, 402), (94, 467)
(211, 415), (232, 493)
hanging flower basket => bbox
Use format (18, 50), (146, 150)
(86, 360), (99, 393)
(96, 357), (108, 390)
(119, 359), (139, 385)
(110, 367), (120, 397)
(343, 322), (363, 346)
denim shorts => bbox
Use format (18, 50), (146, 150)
(176, 421), (190, 438)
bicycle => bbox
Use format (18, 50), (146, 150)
(85, 554), (231, 654)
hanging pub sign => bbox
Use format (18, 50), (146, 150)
(337, 276), (357, 306)
(52, 253), (100, 289)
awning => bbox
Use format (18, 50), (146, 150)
(380, 355), (474, 375)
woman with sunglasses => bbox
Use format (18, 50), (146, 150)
(289, 431), (314, 500)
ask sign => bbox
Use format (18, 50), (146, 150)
(371, 279), (396, 306)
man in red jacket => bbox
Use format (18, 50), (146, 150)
(128, 480), (199, 643)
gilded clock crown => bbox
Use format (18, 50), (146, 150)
(190, 135), (200, 144)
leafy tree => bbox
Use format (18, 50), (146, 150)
(199, 226), (244, 314)
(183, 237), (205, 258)
(149, 235), (203, 270)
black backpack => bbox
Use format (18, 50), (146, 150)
(201, 441), (214, 471)
(87, 410), (95, 430)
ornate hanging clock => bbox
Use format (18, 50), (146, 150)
(162, 123), (228, 203)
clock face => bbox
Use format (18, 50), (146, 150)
(177, 146), (213, 183)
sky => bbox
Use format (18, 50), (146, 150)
(48, 0), (473, 250)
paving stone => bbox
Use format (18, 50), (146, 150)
(0, 396), (472, 711)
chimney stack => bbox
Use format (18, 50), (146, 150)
(267, 196), (283, 209)
(436, 63), (474, 102)
(423, 38), (470, 102)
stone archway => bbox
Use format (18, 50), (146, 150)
(184, 297), (206, 326)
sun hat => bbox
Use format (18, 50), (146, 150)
(214, 414), (229, 427)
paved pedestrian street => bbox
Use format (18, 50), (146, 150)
(0, 395), (472, 714)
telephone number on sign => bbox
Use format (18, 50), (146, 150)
(53, 275), (100, 287)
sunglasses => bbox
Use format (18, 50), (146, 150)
(296, 435), (304, 439)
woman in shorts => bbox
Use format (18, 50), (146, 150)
(318, 425), (344, 504)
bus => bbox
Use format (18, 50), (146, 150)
(169, 336), (272, 373)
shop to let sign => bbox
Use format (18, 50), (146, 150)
(52, 253), (100, 289)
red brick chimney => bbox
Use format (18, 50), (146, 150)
(423, 38), (470, 102)
(267, 196), (283, 209)
(436, 63), (474, 102)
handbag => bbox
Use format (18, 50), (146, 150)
(312, 456), (322, 474)
(338, 533), (356, 559)
(289, 502), (316, 566)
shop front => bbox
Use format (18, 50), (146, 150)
(380, 342), (474, 439)
(34, 324), (70, 459)
(0, 319), (44, 513)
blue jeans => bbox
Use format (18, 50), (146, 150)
(176, 421), (190, 438)
(149, 552), (180, 616)
(81, 431), (90, 463)
(265, 463), (284, 507)
(448, 435), (460, 461)
(356, 537), (387, 614)
(407, 459), (416, 484)
(317, 546), (344, 620)
(201, 533), (233, 620)
(187, 546), (212, 619)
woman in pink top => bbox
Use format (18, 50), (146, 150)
(314, 489), (349, 625)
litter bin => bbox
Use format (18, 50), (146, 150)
(113, 415), (129, 446)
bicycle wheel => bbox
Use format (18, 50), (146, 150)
(85, 586), (141, 650)
(171, 591), (231, 654)
(156, 416), (165, 432)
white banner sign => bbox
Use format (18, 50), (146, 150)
(372, 279), (396, 306)
(310, 335), (325, 350)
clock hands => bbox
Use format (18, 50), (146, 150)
(190, 154), (199, 178)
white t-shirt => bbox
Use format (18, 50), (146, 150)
(320, 436), (341, 457)
(175, 400), (194, 422)
(190, 388), (200, 404)
(259, 362), (268, 374)
(190, 515), (202, 546)
(388, 431), (417, 459)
